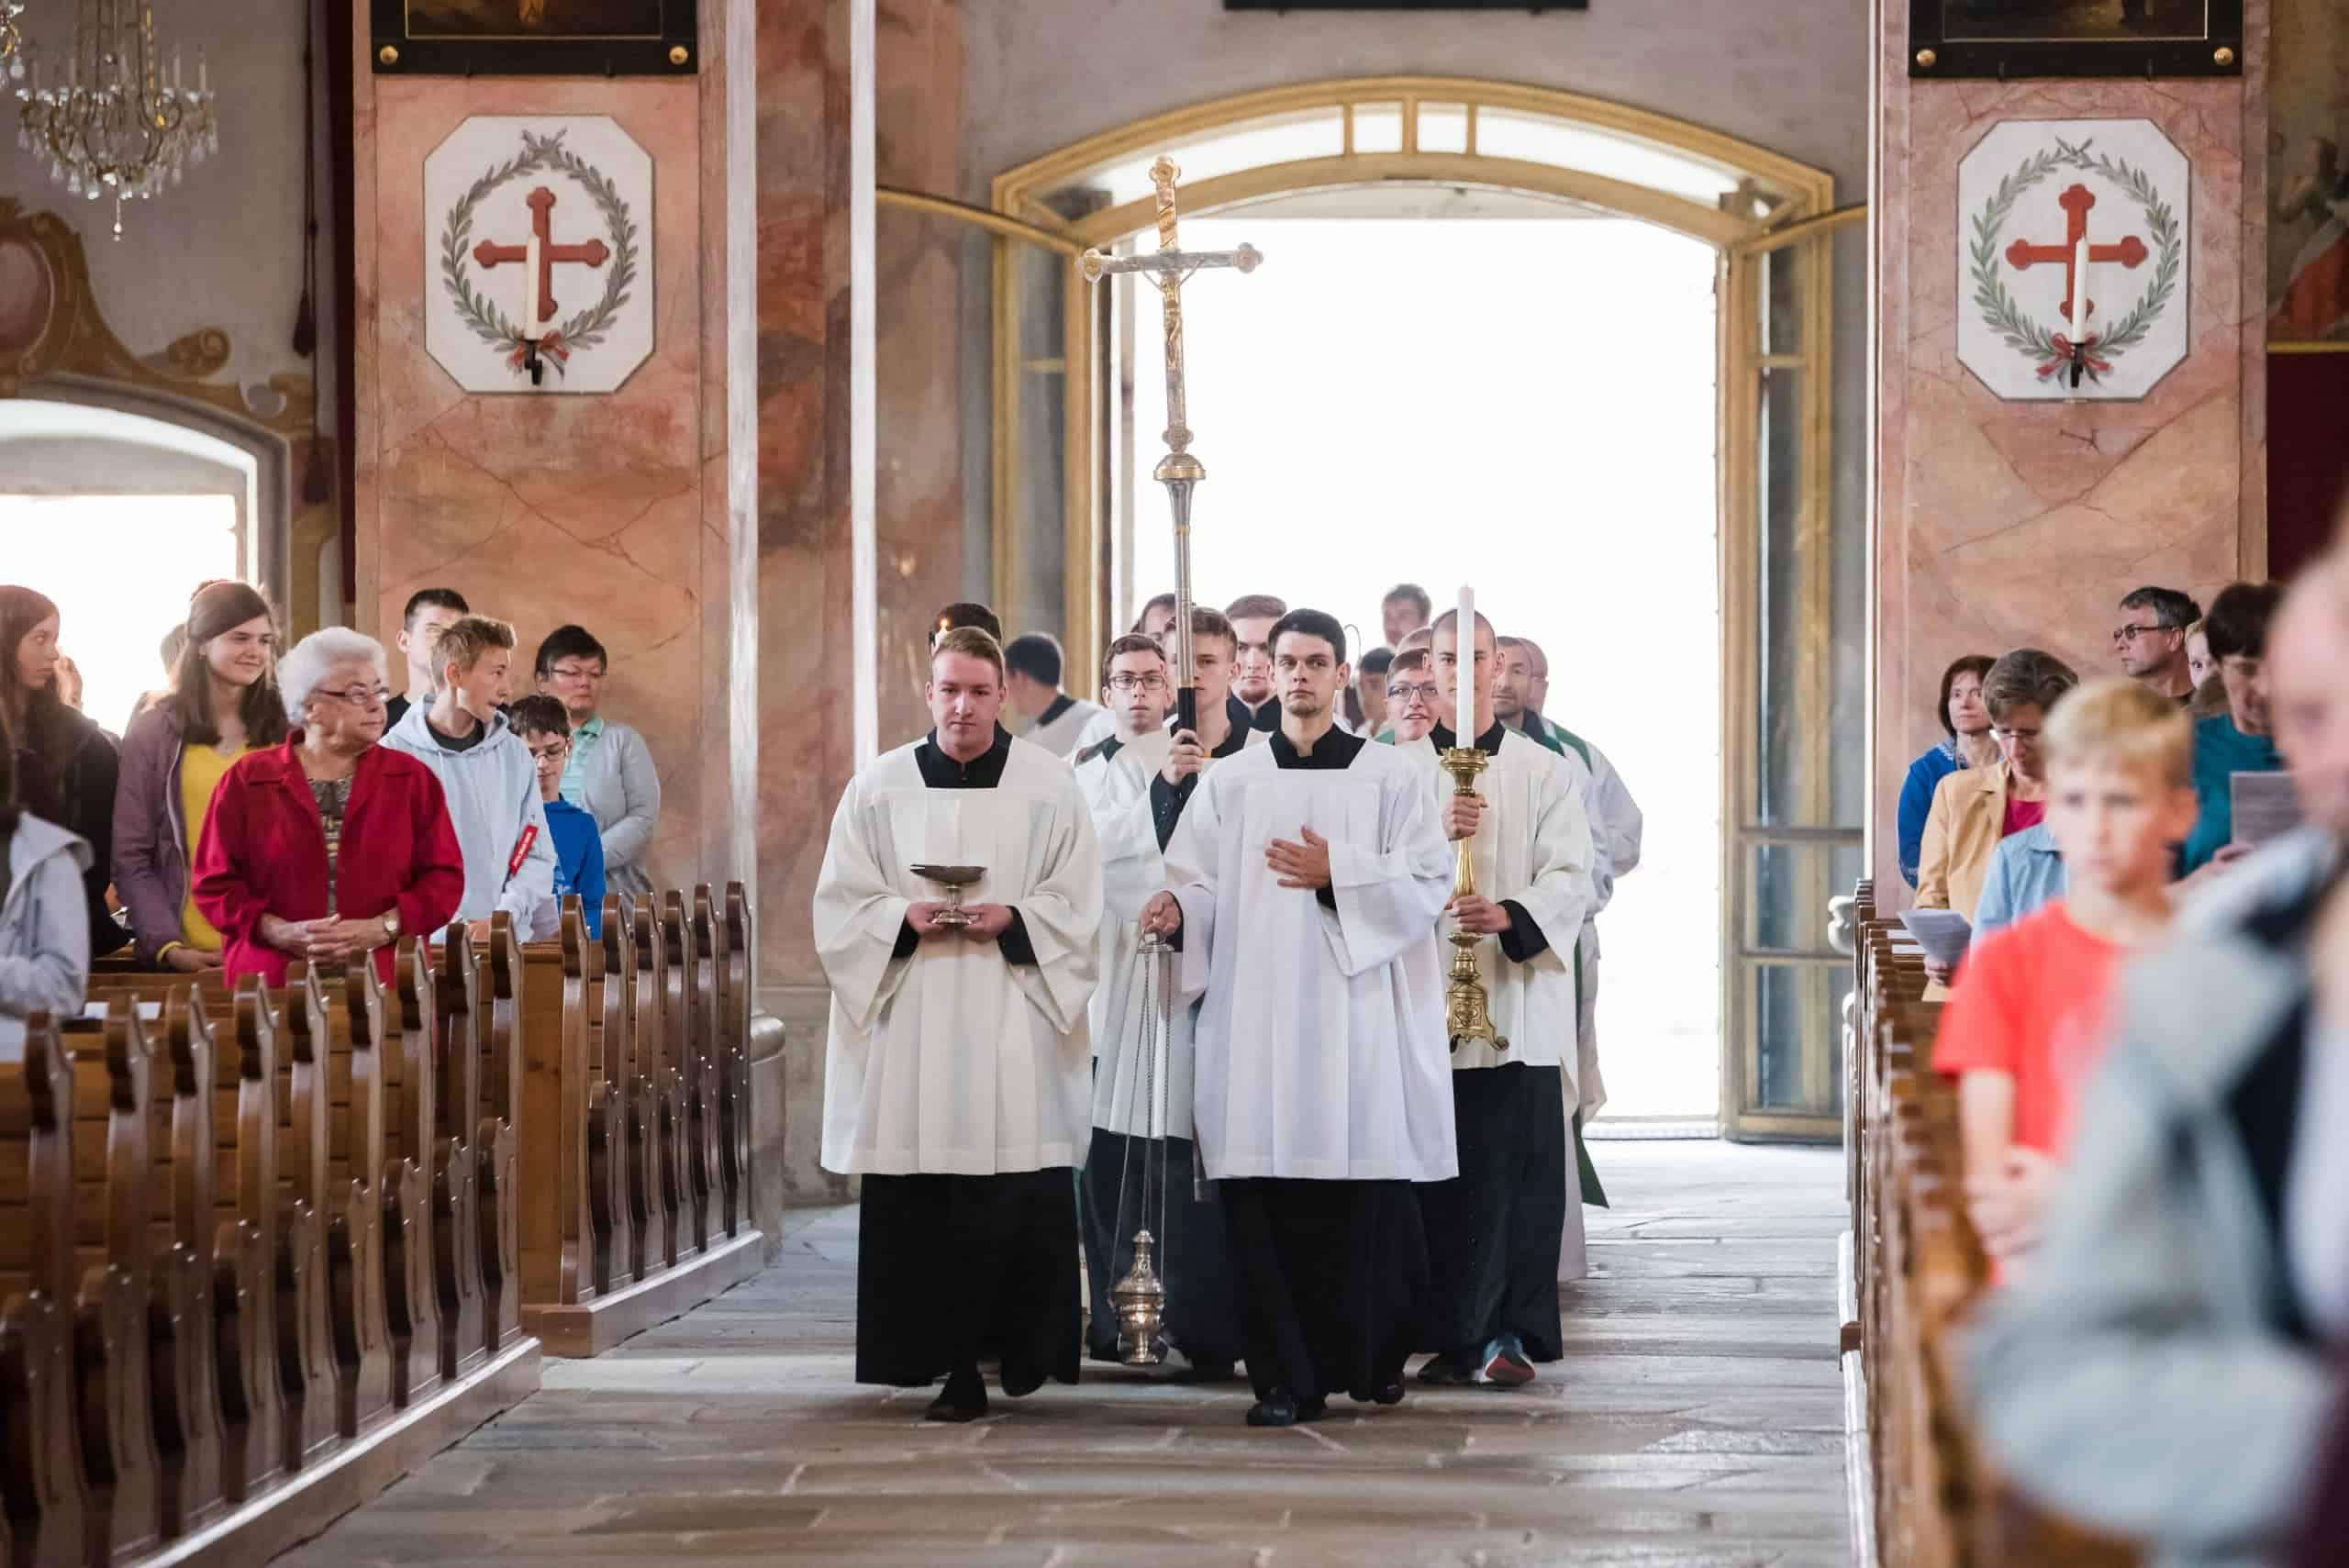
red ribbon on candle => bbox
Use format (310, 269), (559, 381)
(506, 332), (572, 373)
(2038, 334), (2110, 380)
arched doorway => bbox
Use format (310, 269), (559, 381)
(879, 78), (1863, 1140)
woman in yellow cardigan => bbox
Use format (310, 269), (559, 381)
(1916, 648), (2078, 923)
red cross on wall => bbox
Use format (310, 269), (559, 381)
(472, 186), (610, 329)
(2005, 183), (2148, 323)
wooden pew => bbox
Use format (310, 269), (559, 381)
(306, 965), (394, 1439)
(272, 978), (338, 1474)
(475, 921), (522, 1359)
(383, 940), (440, 1409)
(701, 886), (746, 1240)
(152, 991), (226, 1535)
(0, 1014), (86, 1568)
(208, 982), (283, 1507)
(430, 929), (486, 1382)
(514, 895), (763, 1357)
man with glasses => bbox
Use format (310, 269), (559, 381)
(508, 695), (607, 940)
(1381, 648), (1442, 744)
(534, 623), (662, 899)
(1074, 633), (1244, 1379)
(2112, 585), (2202, 704)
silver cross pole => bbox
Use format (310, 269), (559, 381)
(1081, 157), (1262, 738)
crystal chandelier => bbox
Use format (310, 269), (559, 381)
(15, 0), (220, 240)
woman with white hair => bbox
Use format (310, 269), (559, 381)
(192, 627), (464, 985)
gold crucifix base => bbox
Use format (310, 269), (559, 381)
(1440, 745), (1508, 1058)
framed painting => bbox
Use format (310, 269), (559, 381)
(1909, 0), (2243, 78)
(373, 0), (697, 76)
(2266, 0), (2349, 348)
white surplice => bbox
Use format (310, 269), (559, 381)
(1026, 697), (1107, 759)
(815, 738), (1102, 1175)
(1395, 729), (1598, 1089)
(1164, 735), (1458, 1183)
(1074, 729), (1191, 1139)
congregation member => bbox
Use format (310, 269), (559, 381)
(1382, 648), (1441, 744)
(1002, 632), (1106, 758)
(123, 619), (190, 734)
(815, 627), (1101, 1423)
(1969, 817), (2065, 946)
(2112, 584), (2201, 704)
(383, 586), (470, 730)
(1149, 606), (1261, 848)
(509, 695), (607, 940)
(2185, 616), (2230, 720)
(1075, 633), (1241, 1377)
(1381, 583), (1433, 651)
(0, 738), (91, 1062)
(1355, 647), (1394, 739)
(1916, 649), (2077, 926)
(1142, 609), (1454, 1427)
(1132, 593), (1178, 638)
(1969, 546), (2349, 1567)
(1224, 594), (1287, 732)
(113, 581), (286, 972)
(1896, 655), (1998, 889)
(383, 616), (560, 942)
(1932, 681), (2198, 1266)
(1405, 608), (1596, 1385)
(193, 628), (463, 986)
(533, 624), (662, 900)
(2181, 581), (2286, 874)
(0, 586), (125, 959)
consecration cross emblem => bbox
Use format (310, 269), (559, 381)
(424, 117), (653, 396)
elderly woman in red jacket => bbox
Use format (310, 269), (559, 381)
(194, 627), (463, 985)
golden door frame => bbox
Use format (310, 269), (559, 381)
(881, 76), (1865, 1140)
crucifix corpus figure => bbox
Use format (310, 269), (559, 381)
(1080, 158), (1262, 742)
(473, 184), (611, 384)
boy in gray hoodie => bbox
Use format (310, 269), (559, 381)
(381, 615), (558, 943)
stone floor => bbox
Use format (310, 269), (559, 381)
(284, 1141), (1849, 1568)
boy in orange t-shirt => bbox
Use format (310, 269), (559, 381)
(1932, 680), (2199, 1265)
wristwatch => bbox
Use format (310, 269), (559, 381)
(378, 910), (402, 945)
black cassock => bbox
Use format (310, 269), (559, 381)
(851, 729), (1082, 1394)
(1416, 1061), (1568, 1362)
(1223, 1178), (1429, 1405)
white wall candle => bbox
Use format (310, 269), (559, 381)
(1454, 584), (1475, 744)
(2069, 237), (2090, 342)
(523, 229), (543, 337)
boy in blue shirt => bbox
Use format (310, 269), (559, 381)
(510, 695), (607, 938)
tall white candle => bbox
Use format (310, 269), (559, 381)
(1454, 584), (1475, 744)
(522, 229), (543, 337)
(2069, 237), (2090, 343)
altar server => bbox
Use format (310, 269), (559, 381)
(1075, 633), (1242, 1376)
(1142, 608), (1455, 1427)
(1400, 608), (1597, 1386)
(815, 626), (1103, 1422)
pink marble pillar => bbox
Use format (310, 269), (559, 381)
(1870, 0), (2269, 904)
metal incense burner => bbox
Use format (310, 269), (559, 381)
(908, 863), (985, 929)
(1439, 746), (1508, 1056)
(1109, 929), (1177, 1364)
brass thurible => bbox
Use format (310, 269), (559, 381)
(1439, 746), (1508, 1057)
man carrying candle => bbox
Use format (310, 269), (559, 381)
(1141, 608), (1455, 1426)
(814, 626), (1104, 1422)
(1401, 596), (1598, 1387)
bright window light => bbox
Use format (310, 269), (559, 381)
(1127, 217), (1722, 1118)
(0, 494), (242, 737)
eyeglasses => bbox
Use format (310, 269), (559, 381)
(2111, 623), (2173, 643)
(1107, 672), (1168, 693)
(1992, 724), (2043, 743)
(319, 684), (390, 708)
(1387, 682), (1442, 704)
(527, 741), (571, 763)
(545, 663), (605, 682)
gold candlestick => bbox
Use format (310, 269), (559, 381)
(1439, 746), (1508, 1057)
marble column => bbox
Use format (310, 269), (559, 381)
(1869, 1), (2270, 902)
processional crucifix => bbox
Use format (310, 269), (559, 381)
(1081, 158), (1262, 738)
(1079, 157), (1259, 1367)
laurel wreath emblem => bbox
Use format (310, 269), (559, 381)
(439, 128), (640, 378)
(1967, 136), (2182, 383)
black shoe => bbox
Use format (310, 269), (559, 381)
(1416, 1350), (1479, 1385)
(1245, 1386), (1300, 1427)
(924, 1369), (988, 1422)
(1370, 1380), (1406, 1407)
(998, 1362), (1046, 1399)
(1481, 1334), (1536, 1388)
